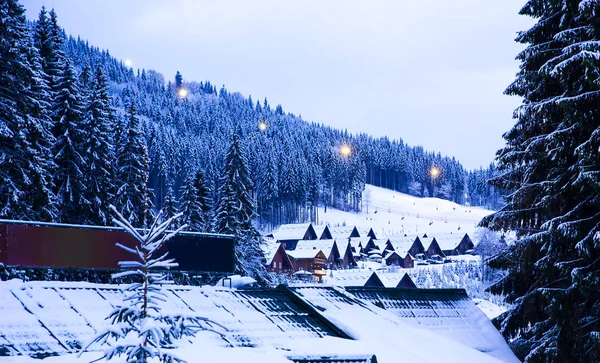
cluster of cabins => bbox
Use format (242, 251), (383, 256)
(263, 223), (475, 280)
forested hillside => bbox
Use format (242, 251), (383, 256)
(1, 2), (500, 231)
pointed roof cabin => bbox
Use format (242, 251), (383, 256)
(328, 226), (360, 241)
(356, 227), (378, 240)
(295, 239), (340, 268)
(435, 233), (475, 256)
(271, 223), (319, 250)
(313, 224), (334, 240)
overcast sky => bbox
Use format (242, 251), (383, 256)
(22, 0), (535, 170)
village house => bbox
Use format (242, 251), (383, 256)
(287, 248), (328, 278)
(295, 239), (341, 269)
(338, 240), (358, 268)
(270, 223), (319, 250)
(420, 235), (446, 259)
(328, 225), (361, 241)
(265, 243), (294, 274)
(435, 232), (475, 256)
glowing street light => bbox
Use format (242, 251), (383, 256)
(258, 122), (267, 131)
(124, 59), (133, 67)
(178, 88), (188, 98)
(340, 145), (352, 157)
(430, 166), (439, 197)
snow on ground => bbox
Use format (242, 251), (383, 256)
(316, 184), (493, 237)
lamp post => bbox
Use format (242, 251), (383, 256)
(430, 166), (439, 197)
(258, 121), (267, 131)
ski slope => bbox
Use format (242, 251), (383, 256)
(317, 184), (493, 237)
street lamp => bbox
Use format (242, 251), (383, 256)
(178, 88), (188, 98)
(340, 145), (351, 157)
(258, 121), (267, 131)
(430, 166), (439, 197)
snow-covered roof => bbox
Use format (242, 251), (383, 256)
(387, 236), (420, 254)
(0, 280), (340, 358)
(323, 271), (381, 287)
(290, 286), (518, 363)
(356, 227), (376, 239)
(272, 223), (313, 241)
(312, 224), (331, 239)
(287, 249), (323, 259)
(0, 280), (516, 363)
(433, 233), (469, 251)
(262, 241), (282, 263)
(328, 226), (356, 240)
(342, 286), (518, 362)
(295, 239), (337, 259)
(375, 272), (412, 288)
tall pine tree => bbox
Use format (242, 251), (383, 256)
(83, 67), (116, 225)
(193, 168), (212, 232)
(0, 0), (55, 221)
(52, 58), (87, 223)
(116, 101), (152, 227)
(215, 134), (267, 283)
(481, 1), (600, 361)
(179, 175), (202, 231)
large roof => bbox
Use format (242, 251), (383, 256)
(0, 280), (515, 362)
(0, 281), (340, 358)
(289, 286), (517, 363)
(344, 287), (518, 362)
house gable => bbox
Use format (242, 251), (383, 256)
(319, 225), (333, 240)
(364, 272), (385, 287)
(396, 274), (417, 288)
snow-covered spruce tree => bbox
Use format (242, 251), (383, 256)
(81, 206), (230, 363)
(481, 1), (600, 361)
(52, 58), (88, 224)
(161, 185), (178, 223)
(83, 67), (117, 225)
(179, 175), (203, 232)
(215, 134), (268, 283)
(116, 101), (153, 228)
(193, 169), (212, 232)
(22, 28), (57, 222)
(34, 7), (66, 99)
(0, 0), (56, 221)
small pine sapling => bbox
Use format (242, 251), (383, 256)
(81, 205), (231, 363)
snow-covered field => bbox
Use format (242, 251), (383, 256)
(316, 184), (493, 237)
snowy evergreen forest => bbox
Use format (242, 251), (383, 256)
(0, 1), (501, 233)
(481, 0), (600, 361)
